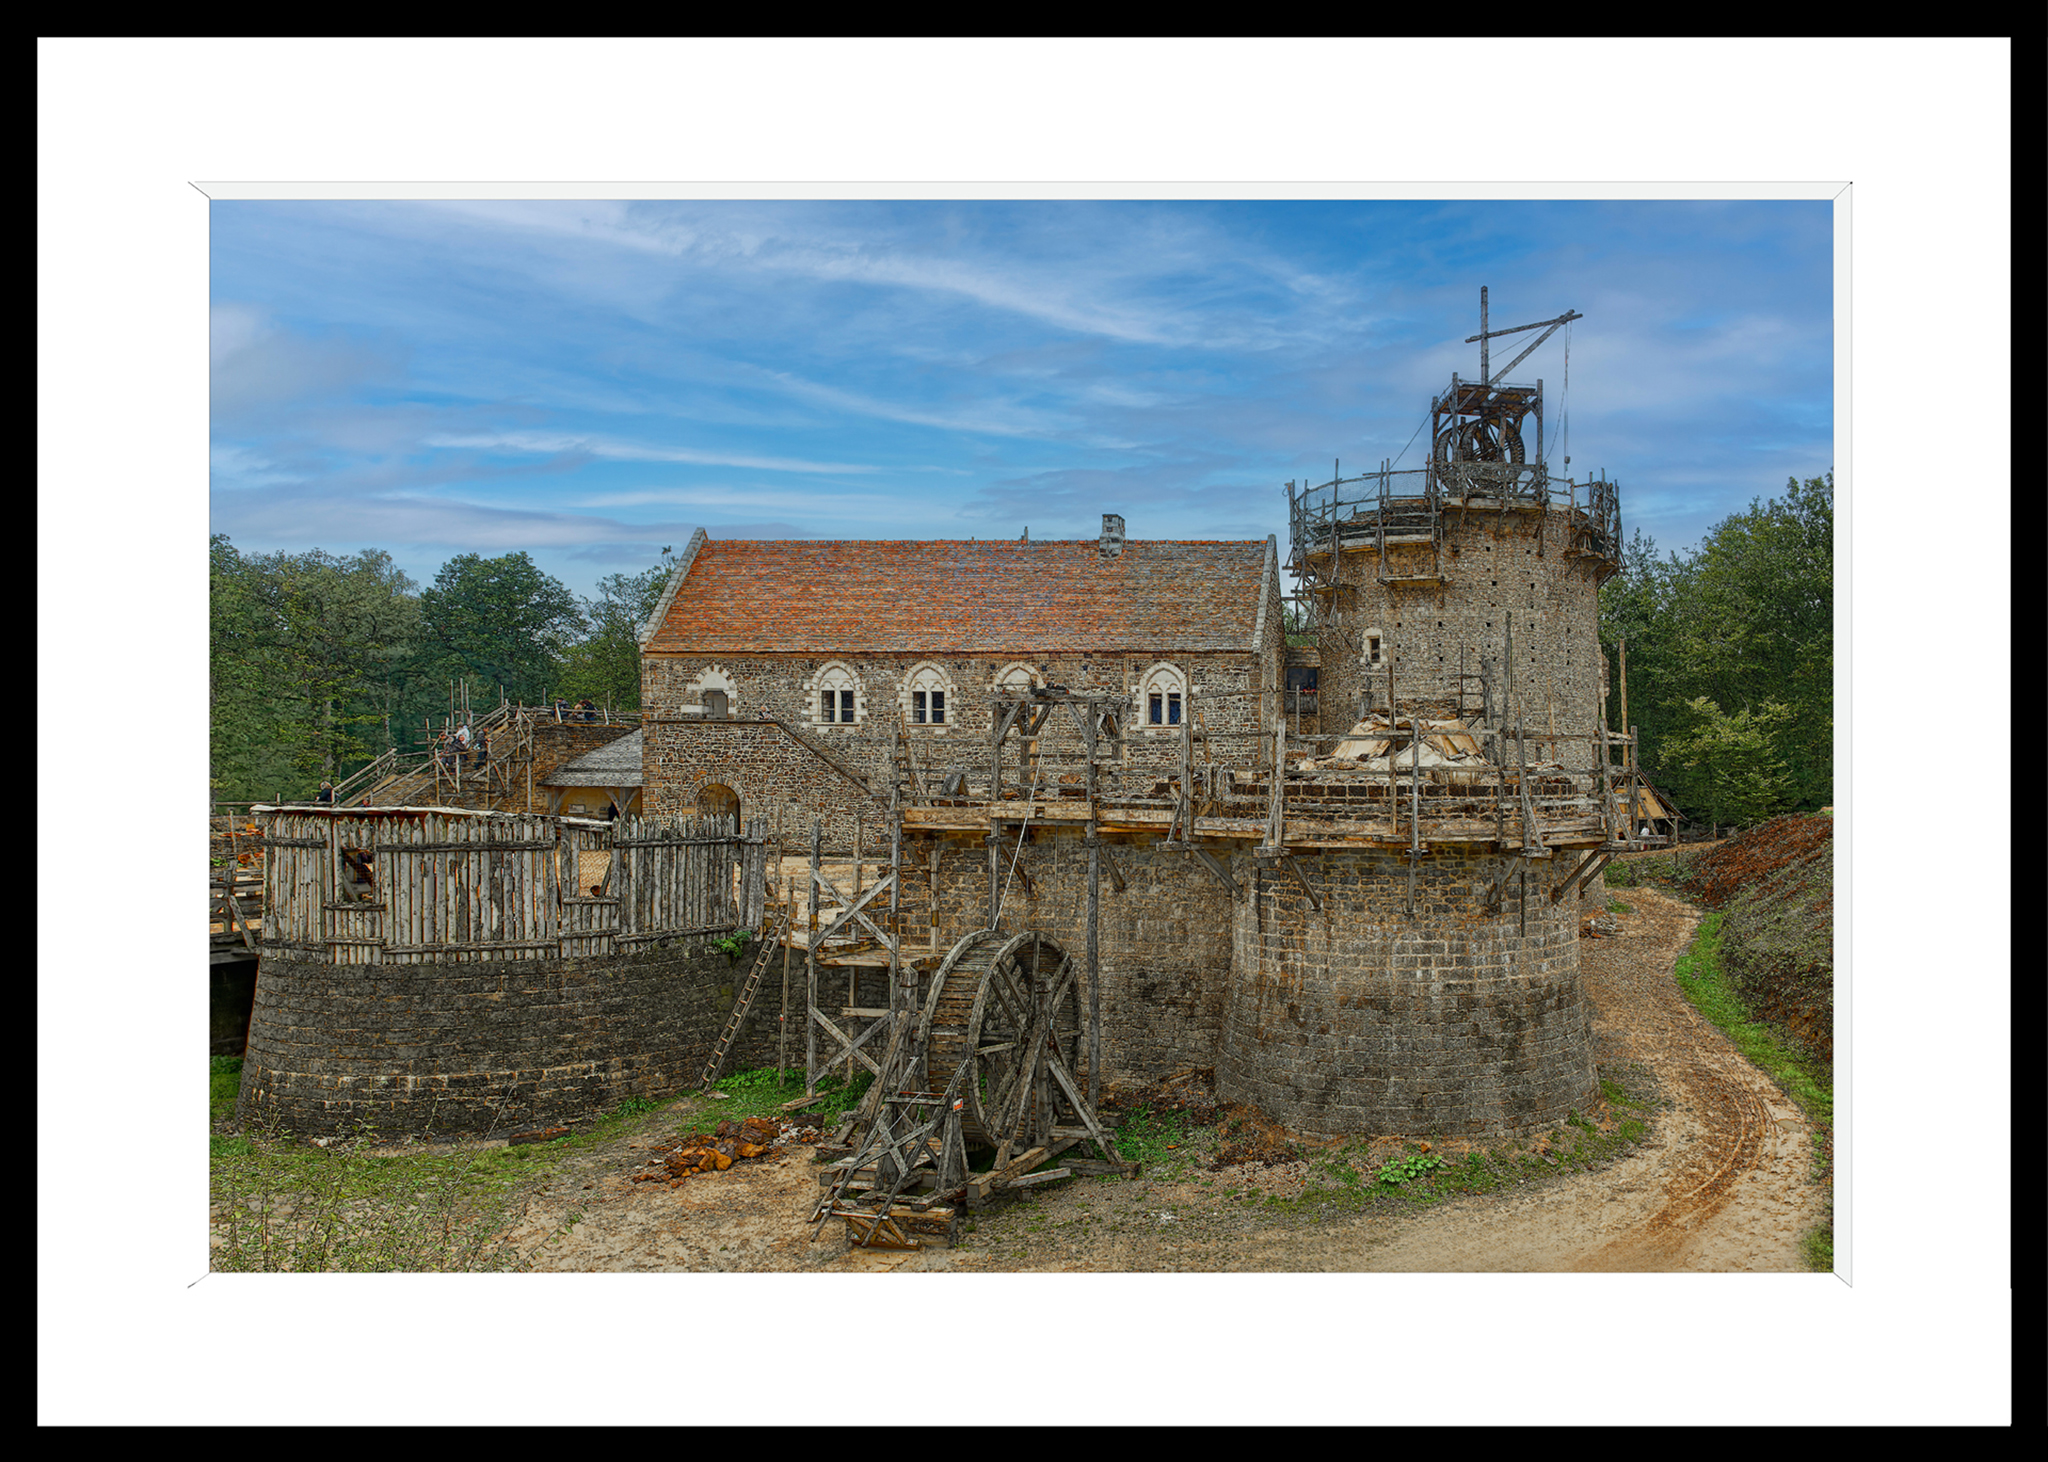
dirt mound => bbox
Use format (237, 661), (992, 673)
(1680, 814), (1832, 910)
(1099, 1066), (1222, 1128)
(1208, 1107), (1308, 1169)
(1714, 822), (1834, 1067)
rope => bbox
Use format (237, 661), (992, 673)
(1388, 408), (1433, 472)
(988, 759), (1045, 932)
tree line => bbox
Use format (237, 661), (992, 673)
(209, 534), (669, 804)
(1598, 471), (1833, 829)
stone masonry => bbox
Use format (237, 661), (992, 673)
(236, 937), (785, 1137)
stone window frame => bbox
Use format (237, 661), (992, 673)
(1361, 625), (1385, 666)
(899, 661), (960, 731)
(1137, 660), (1187, 730)
(683, 664), (738, 719)
(802, 660), (867, 727)
(989, 660), (1044, 698)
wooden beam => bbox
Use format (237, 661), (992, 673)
(1279, 853), (1322, 912)
(1190, 847), (1239, 893)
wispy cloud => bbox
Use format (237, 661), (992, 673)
(420, 431), (879, 475)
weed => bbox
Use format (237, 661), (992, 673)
(711, 929), (755, 966)
(1375, 1152), (1447, 1187)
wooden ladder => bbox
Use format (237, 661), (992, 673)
(697, 906), (787, 1092)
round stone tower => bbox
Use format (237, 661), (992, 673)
(1222, 291), (1625, 1138)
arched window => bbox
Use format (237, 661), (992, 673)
(1138, 662), (1186, 727)
(686, 664), (738, 718)
(806, 662), (864, 725)
(991, 661), (1043, 695)
(901, 662), (956, 727)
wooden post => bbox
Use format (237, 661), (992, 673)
(806, 817), (820, 1094)
(1085, 708), (1102, 1106)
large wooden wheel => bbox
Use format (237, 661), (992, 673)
(920, 930), (1081, 1151)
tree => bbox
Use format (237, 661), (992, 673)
(1658, 697), (1797, 828)
(554, 562), (670, 712)
(209, 534), (421, 802)
(408, 552), (584, 714)
(1599, 472), (1833, 815)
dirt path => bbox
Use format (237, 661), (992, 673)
(495, 885), (1824, 1272)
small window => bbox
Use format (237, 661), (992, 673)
(1137, 662), (1187, 730)
(810, 663), (863, 725)
(703, 689), (728, 719)
(904, 663), (956, 728)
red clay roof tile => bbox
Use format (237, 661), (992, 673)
(645, 539), (1269, 656)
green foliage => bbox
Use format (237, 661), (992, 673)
(1110, 1103), (1195, 1172)
(553, 563), (670, 712)
(712, 929), (755, 966)
(1599, 471), (1833, 818)
(410, 551), (585, 712)
(211, 1056), (245, 1125)
(1658, 697), (1799, 828)
(210, 534), (422, 801)
(1374, 1152), (1447, 1187)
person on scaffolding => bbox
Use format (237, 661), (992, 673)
(316, 780), (334, 804)
(575, 697), (596, 723)
(473, 727), (489, 772)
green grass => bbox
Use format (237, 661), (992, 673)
(1257, 1072), (1661, 1220)
(210, 1056), (883, 1272)
(1671, 912), (1835, 1271)
(1108, 1102), (1198, 1174)
(210, 1056), (244, 1126)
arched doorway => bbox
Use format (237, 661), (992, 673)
(695, 782), (740, 831)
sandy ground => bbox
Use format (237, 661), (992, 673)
(490, 884), (1826, 1272)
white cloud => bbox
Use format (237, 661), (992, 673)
(420, 431), (879, 475)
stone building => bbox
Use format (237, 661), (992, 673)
(636, 515), (1285, 851)
(622, 295), (1632, 1141)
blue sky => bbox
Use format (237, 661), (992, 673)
(210, 198), (1832, 601)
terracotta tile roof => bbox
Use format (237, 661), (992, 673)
(645, 539), (1272, 656)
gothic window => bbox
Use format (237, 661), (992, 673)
(902, 663), (957, 727)
(992, 661), (1042, 696)
(1138, 662), (1186, 727)
(807, 662), (864, 725)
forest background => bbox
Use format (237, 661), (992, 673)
(209, 470), (1832, 822)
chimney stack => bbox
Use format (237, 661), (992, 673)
(1099, 513), (1125, 558)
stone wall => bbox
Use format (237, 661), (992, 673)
(642, 648), (1271, 853)
(1218, 848), (1596, 1138)
(236, 938), (790, 1137)
(1318, 506), (1608, 749)
(903, 830), (1237, 1087)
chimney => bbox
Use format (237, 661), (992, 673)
(1099, 513), (1125, 558)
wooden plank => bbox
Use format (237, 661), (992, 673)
(1005, 1167), (1072, 1189)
